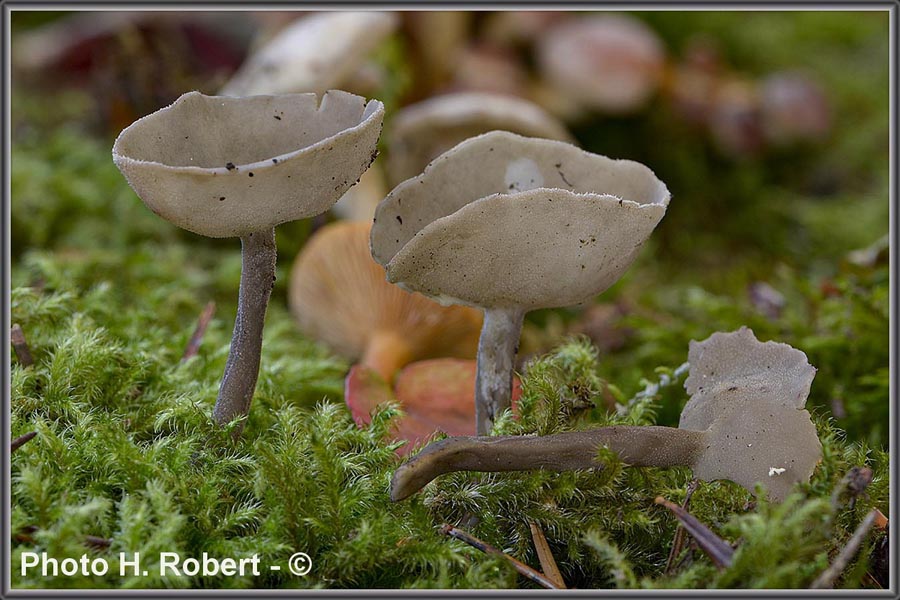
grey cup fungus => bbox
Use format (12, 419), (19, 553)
(113, 90), (384, 238)
(679, 326), (822, 501)
(113, 89), (385, 436)
(371, 131), (670, 435)
(390, 328), (823, 503)
(386, 91), (574, 185)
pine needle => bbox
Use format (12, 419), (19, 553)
(811, 509), (879, 589)
(529, 520), (566, 588)
(656, 496), (734, 569)
(441, 524), (561, 590)
(181, 301), (216, 362)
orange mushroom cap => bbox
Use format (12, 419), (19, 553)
(289, 221), (483, 382)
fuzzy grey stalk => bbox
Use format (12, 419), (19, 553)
(475, 308), (526, 436)
(212, 228), (277, 435)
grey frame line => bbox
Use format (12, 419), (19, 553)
(2, 1), (897, 599)
(889, 1), (897, 597)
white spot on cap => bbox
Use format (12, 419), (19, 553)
(768, 467), (786, 477)
(505, 158), (543, 192)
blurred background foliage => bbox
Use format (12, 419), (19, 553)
(9, 9), (890, 590)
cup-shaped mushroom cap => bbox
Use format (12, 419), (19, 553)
(680, 328), (822, 502)
(692, 393), (821, 502)
(371, 131), (670, 310)
(112, 90), (384, 238)
(386, 92), (574, 184)
(220, 11), (398, 97)
(681, 327), (817, 431)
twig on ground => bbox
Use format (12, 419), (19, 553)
(11, 431), (37, 454)
(11, 324), (34, 367)
(656, 496), (734, 569)
(674, 539), (697, 571)
(665, 478), (700, 575)
(528, 520), (566, 588)
(440, 523), (561, 589)
(811, 509), (879, 589)
(181, 301), (216, 362)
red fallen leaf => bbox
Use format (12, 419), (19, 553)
(15, 13), (248, 77)
(345, 364), (394, 429)
(396, 359), (484, 439)
(345, 358), (522, 455)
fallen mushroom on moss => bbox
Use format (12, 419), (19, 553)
(371, 131), (670, 435)
(289, 221), (482, 383)
(113, 90), (384, 434)
(390, 328), (823, 503)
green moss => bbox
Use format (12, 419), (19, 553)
(10, 281), (888, 588)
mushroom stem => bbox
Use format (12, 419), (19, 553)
(475, 307), (526, 435)
(361, 329), (414, 383)
(391, 426), (705, 501)
(212, 227), (277, 435)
